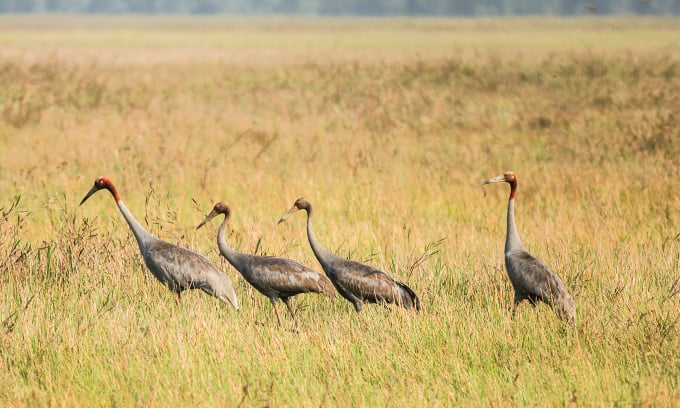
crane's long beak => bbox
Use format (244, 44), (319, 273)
(481, 174), (505, 186)
(196, 210), (218, 230)
(277, 206), (298, 225)
(79, 185), (99, 206)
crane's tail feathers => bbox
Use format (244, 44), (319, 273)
(397, 281), (421, 312)
(555, 293), (575, 324)
(320, 278), (337, 298)
(211, 285), (239, 311)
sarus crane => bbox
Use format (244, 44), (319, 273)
(483, 171), (575, 323)
(80, 176), (238, 309)
(278, 198), (420, 313)
(197, 201), (334, 325)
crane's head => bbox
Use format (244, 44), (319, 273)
(277, 197), (311, 225)
(196, 201), (231, 230)
(80, 176), (120, 205)
(482, 171), (518, 199)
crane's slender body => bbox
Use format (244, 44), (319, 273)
(197, 202), (334, 325)
(483, 171), (575, 323)
(278, 198), (421, 313)
(80, 177), (238, 309)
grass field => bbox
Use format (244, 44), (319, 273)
(1, 16), (680, 406)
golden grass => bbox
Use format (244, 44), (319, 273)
(1, 16), (680, 406)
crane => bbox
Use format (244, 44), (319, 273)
(277, 198), (421, 313)
(197, 201), (335, 326)
(80, 176), (238, 309)
(482, 171), (575, 323)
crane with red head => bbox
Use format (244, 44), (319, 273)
(80, 176), (238, 310)
(483, 171), (575, 323)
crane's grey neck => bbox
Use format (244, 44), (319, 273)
(304, 209), (336, 268)
(116, 200), (155, 250)
(217, 216), (247, 270)
(505, 198), (523, 253)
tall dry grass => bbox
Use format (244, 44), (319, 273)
(1, 16), (680, 406)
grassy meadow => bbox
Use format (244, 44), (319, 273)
(1, 16), (680, 406)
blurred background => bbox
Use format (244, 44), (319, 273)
(0, 0), (677, 16)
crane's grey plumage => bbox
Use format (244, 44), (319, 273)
(278, 198), (421, 313)
(197, 201), (334, 325)
(483, 171), (575, 323)
(80, 177), (238, 309)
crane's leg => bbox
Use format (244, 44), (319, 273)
(350, 302), (365, 325)
(512, 292), (525, 320)
(282, 297), (296, 320)
(175, 292), (182, 306)
(272, 302), (283, 326)
(282, 297), (299, 330)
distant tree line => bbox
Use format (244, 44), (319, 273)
(1, 0), (678, 15)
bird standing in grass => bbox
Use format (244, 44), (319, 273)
(278, 198), (421, 313)
(482, 171), (575, 323)
(197, 201), (335, 326)
(80, 176), (238, 309)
